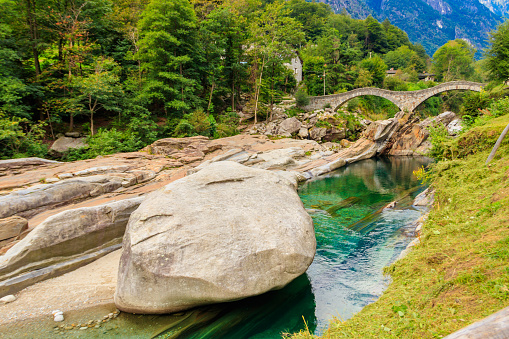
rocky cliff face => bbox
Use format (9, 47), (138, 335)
(321, 0), (501, 56)
(479, 0), (509, 16)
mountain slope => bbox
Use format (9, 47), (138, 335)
(479, 0), (509, 16)
(321, 0), (503, 56)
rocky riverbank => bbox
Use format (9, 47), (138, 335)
(0, 110), (461, 329)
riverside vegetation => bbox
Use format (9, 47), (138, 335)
(0, 0), (491, 161)
(290, 85), (509, 338)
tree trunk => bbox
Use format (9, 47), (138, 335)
(268, 61), (274, 122)
(89, 96), (98, 137)
(26, 0), (41, 77)
(253, 56), (266, 125)
(486, 123), (509, 165)
(231, 69), (235, 112)
(207, 82), (215, 112)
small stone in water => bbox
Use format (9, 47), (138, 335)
(0, 295), (16, 304)
(54, 314), (64, 322)
(80, 327), (88, 330)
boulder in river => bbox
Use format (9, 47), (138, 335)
(115, 161), (316, 314)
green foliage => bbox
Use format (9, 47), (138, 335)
(428, 124), (452, 160)
(295, 89), (310, 107)
(461, 90), (492, 119)
(432, 39), (476, 82)
(64, 128), (138, 161)
(136, 0), (201, 114)
(214, 111), (239, 139)
(485, 19), (509, 82)
(315, 120), (332, 128)
(357, 55), (387, 87)
(172, 109), (216, 138)
(383, 76), (408, 91)
(384, 45), (425, 72)
(286, 106), (305, 117)
(428, 106), (509, 161)
(0, 114), (48, 159)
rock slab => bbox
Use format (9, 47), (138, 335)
(0, 197), (144, 284)
(115, 161), (316, 314)
(0, 217), (28, 241)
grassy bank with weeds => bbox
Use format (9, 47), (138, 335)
(292, 114), (509, 338)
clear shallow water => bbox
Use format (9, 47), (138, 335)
(3, 156), (432, 339)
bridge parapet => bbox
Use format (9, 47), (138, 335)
(302, 81), (485, 112)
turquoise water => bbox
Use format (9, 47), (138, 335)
(6, 157), (432, 339)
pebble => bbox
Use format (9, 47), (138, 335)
(54, 314), (64, 322)
(0, 295), (16, 304)
(80, 326), (88, 330)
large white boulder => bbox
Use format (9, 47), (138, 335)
(115, 161), (316, 314)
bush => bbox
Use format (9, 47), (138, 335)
(295, 89), (310, 107)
(461, 91), (492, 118)
(0, 114), (48, 159)
(63, 128), (140, 161)
(172, 109), (216, 138)
(428, 124), (452, 160)
(214, 111), (239, 139)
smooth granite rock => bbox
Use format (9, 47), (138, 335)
(0, 197), (144, 283)
(115, 161), (316, 314)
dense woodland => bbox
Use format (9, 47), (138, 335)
(0, 0), (506, 160)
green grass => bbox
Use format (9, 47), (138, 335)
(291, 115), (509, 338)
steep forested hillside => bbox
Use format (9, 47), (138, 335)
(0, 0), (434, 160)
(321, 0), (502, 55)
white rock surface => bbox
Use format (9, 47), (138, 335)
(0, 294), (16, 304)
(447, 118), (463, 135)
(115, 161), (316, 314)
(0, 197), (144, 282)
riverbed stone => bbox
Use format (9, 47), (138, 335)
(0, 216), (28, 241)
(447, 118), (463, 135)
(0, 197), (144, 286)
(309, 127), (327, 141)
(277, 117), (301, 136)
(115, 161), (316, 314)
(50, 136), (87, 154)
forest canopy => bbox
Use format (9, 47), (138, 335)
(1, 0), (490, 160)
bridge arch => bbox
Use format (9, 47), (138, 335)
(302, 81), (485, 112)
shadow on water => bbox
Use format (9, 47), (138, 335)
(3, 156), (433, 339)
(150, 274), (317, 339)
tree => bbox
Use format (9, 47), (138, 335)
(384, 45), (418, 71)
(432, 39), (476, 82)
(364, 15), (387, 55)
(358, 55), (387, 87)
(285, 0), (332, 41)
(248, 0), (304, 123)
(136, 0), (201, 116)
(72, 57), (123, 135)
(485, 20), (509, 82)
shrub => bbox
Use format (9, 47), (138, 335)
(461, 90), (492, 118)
(295, 89), (310, 107)
(0, 114), (48, 159)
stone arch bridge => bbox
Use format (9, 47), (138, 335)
(302, 81), (485, 112)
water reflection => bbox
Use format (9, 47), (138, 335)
(299, 156), (432, 333)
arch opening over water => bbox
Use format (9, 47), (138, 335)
(302, 81), (484, 112)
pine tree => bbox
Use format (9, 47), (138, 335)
(136, 0), (201, 116)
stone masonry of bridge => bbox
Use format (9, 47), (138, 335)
(302, 81), (484, 112)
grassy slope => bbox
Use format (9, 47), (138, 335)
(291, 114), (509, 338)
